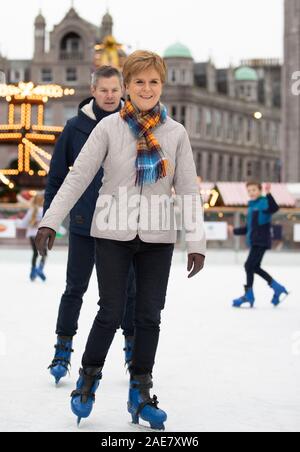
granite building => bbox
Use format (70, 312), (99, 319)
(282, 0), (300, 182)
(0, 6), (284, 183)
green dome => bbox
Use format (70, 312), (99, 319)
(235, 66), (258, 82)
(164, 42), (193, 59)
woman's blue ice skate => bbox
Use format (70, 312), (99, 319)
(233, 286), (255, 308)
(48, 337), (73, 385)
(271, 280), (289, 307)
(128, 373), (167, 431)
(71, 367), (102, 426)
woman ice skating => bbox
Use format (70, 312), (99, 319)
(231, 182), (288, 308)
(17, 191), (47, 282)
(35, 50), (206, 431)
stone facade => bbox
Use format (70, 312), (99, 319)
(0, 6), (284, 182)
(282, 0), (300, 182)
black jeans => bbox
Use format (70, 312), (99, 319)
(245, 246), (273, 288)
(82, 236), (174, 375)
(56, 233), (136, 338)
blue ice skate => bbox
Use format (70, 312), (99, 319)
(128, 373), (167, 431)
(233, 286), (255, 308)
(30, 267), (38, 282)
(71, 367), (102, 426)
(271, 280), (289, 307)
(48, 337), (73, 385)
(124, 336), (134, 367)
(36, 262), (46, 281)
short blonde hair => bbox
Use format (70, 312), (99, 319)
(123, 50), (167, 85)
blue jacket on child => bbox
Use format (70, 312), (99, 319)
(234, 194), (279, 249)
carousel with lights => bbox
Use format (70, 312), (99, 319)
(0, 82), (75, 202)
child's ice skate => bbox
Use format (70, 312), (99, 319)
(233, 286), (255, 308)
(270, 280), (289, 307)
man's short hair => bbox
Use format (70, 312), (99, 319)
(91, 66), (123, 87)
(246, 181), (263, 191)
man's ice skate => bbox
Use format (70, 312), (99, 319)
(48, 336), (73, 385)
(70, 367), (102, 426)
(128, 373), (167, 431)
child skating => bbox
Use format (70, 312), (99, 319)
(17, 192), (47, 282)
(231, 182), (288, 308)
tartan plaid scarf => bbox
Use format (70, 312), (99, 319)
(120, 99), (169, 186)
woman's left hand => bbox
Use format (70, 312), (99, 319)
(187, 254), (205, 278)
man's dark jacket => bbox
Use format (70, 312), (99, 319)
(44, 97), (121, 236)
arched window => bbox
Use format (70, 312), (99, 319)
(60, 32), (83, 60)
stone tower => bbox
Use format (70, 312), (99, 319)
(283, 0), (300, 182)
(34, 11), (46, 58)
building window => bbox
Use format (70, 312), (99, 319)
(238, 116), (244, 143)
(264, 122), (270, 148)
(60, 32), (83, 60)
(195, 107), (202, 135)
(233, 115), (239, 142)
(246, 118), (253, 144)
(226, 112), (234, 141)
(66, 68), (77, 83)
(196, 152), (202, 176)
(41, 68), (53, 83)
(218, 155), (224, 180)
(180, 106), (186, 127)
(9, 69), (24, 83)
(215, 111), (222, 139)
(228, 156), (234, 181)
(207, 153), (213, 181)
(257, 121), (263, 146)
(169, 69), (177, 84)
(265, 162), (271, 181)
(170, 106), (177, 121)
(44, 106), (53, 125)
(247, 161), (252, 178)
(271, 123), (279, 149)
(205, 109), (212, 138)
(238, 157), (243, 181)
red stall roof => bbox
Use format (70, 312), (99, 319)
(198, 182), (296, 208)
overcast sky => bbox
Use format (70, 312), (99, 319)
(0, 0), (284, 68)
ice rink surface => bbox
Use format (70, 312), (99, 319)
(0, 248), (299, 432)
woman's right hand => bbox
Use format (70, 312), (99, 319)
(35, 227), (56, 256)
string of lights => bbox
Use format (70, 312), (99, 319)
(0, 81), (75, 188)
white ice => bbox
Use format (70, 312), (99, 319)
(0, 248), (299, 433)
